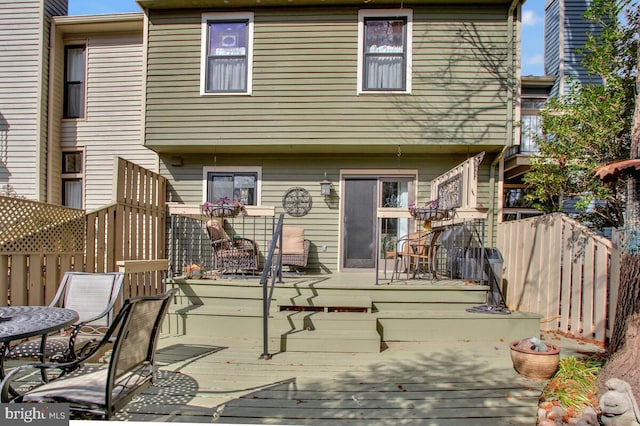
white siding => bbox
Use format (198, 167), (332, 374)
(60, 33), (157, 210)
(0, 0), (42, 199)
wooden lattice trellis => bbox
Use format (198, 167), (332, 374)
(0, 195), (85, 254)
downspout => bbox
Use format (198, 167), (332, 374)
(489, 0), (522, 241)
(46, 20), (56, 204)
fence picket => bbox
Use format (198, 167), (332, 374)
(0, 255), (8, 306)
(498, 213), (620, 344)
(10, 255), (27, 306)
(27, 254), (44, 306)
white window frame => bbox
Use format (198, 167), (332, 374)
(202, 166), (262, 205)
(357, 9), (413, 95)
(200, 12), (254, 96)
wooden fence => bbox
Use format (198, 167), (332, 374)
(497, 213), (620, 343)
(0, 158), (167, 306)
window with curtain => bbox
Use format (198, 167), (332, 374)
(520, 99), (546, 154)
(64, 46), (85, 118)
(206, 172), (258, 205)
(362, 17), (408, 92)
(204, 17), (252, 94)
(62, 151), (83, 208)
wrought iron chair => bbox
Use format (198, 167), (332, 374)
(7, 272), (124, 364)
(0, 288), (178, 420)
(407, 229), (443, 280)
(390, 232), (426, 281)
(206, 220), (259, 274)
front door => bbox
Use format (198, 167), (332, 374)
(342, 175), (414, 270)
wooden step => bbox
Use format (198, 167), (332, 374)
(377, 310), (541, 342)
(166, 304), (265, 338)
(271, 311), (377, 332)
(275, 329), (381, 353)
(277, 295), (372, 313)
(373, 301), (482, 311)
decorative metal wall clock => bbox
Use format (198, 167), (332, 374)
(282, 187), (312, 217)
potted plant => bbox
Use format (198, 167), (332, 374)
(201, 197), (245, 218)
(509, 337), (560, 379)
(408, 199), (447, 221)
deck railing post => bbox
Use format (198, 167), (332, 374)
(259, 213), (284, 360)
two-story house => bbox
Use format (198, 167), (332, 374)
(138, 0), (524, 273)
(2, 0), (525, 275)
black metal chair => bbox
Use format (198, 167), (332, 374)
(0, 288), (178, 420)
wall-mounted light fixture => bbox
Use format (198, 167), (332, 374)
(320, 173), (332, 197)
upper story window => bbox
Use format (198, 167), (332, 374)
(358, 9), (412, 94)
(520, 98), (546, 154)
(201, 12), (254, 95)
(204, 167), (261, 206)
(64, 45), (86, 118)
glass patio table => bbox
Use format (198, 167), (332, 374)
(0, 306), (79, 396)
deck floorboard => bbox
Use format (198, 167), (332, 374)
(112, 335), (547, 425)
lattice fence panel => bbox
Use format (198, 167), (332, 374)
(0, 195), (85, 254)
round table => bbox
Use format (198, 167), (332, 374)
(0, 306), (79, 396)
(0, 306), (79, 343)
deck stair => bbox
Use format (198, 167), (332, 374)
(165, 275), (541, 353)
(166, 280), (266, 339)
(272, 295), (380, 353)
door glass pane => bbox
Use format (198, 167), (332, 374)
(380, 179), (411, 258)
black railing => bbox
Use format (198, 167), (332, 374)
(259, 213), (285, 360)
(434, 220), (509, 314)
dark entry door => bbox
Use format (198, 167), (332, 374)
(343, 178), (377, 268)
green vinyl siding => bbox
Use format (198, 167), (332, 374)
(145, 6), (514, 153)
(162, 153), (497, 272)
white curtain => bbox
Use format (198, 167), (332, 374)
(208, 57), (247, 92)
(366, 56), (403, 90)
(65, 48), (85, 117)
(64, 180), (82, 209)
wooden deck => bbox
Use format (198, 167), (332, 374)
(113, 334), (547, 425)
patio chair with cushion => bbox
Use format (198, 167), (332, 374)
(0, 288), (178, 420)
(272, 226), (310, 271)
(7, 272), (124, 364)
(206, 220), (259, 274)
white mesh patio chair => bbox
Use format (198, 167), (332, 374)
(0, 288), (178, 420)
(7, 272), (124, 364)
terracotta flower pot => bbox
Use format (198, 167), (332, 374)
(509, 340), (560, 379)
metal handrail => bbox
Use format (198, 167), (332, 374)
(259, 213), (285, 360)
